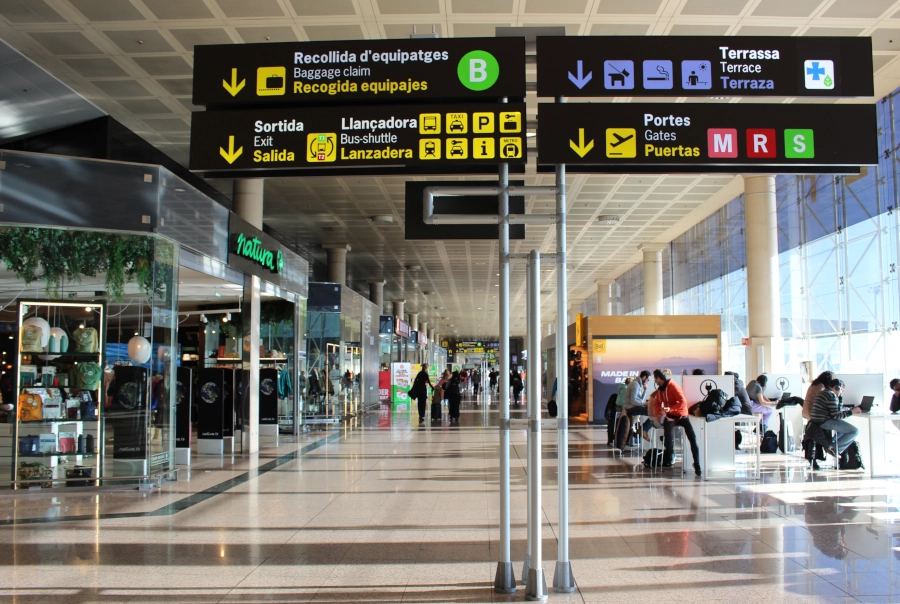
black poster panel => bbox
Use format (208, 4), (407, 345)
(404, 180), (525, 240)
(228, 214), (284, 283)
(108, 366), (149, 459)
(259, 368), (279, 425)
(536, 36), (873, 98)
(223, 369), (235, 438)
(537, 102), (877, 173)
(197, 368), (224, 440)
(175, 367), (192, 448)
(192, 37), (525, 107)
(309, 282), (342, 313)
(189, 103), (527, 175)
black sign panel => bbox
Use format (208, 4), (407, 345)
(537, 103), (877, 173)
(108, 366), (149, 459)
(228, 214), (283, 284)
(197, 368), (225, 440)
(190, 103), (526, 176)
(536, 36), (873, 98)
(193, 37), (525, 107)
(405, 180), (525, 240)
(259, 368), (278, 425)
(175, 367), (192, 448)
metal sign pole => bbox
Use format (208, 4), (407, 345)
(526, 249), (547, 601)
(522, 256), (533, 585)
(553, 142), (575, 590)
(494, 160), (516, 594)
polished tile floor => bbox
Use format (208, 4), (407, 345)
(2, 394), (900, 603)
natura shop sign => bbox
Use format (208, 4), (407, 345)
(228, 215), (284, 282)
(233, 232), (283, 274)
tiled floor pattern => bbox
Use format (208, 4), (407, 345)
(1, 396), (900, 603)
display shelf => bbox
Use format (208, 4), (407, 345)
(19, 419), (98, 424)
(19, 352), (100, 358)
(18, 453), (95, 459)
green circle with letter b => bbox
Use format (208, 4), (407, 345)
(458, 50), (499, 91)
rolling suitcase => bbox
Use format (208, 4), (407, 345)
(431, 392), (442, 421)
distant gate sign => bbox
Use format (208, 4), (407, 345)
(190, 103), (526, 174)
(537, 102), (877, 173)
(536, 36), (873, 98)
(193, 37), (525, 107)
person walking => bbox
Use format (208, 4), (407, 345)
(511, 371), (524, 406)
(410, 366), (433, 424)
(489, 368), (498, 395)
(445, 370), (462, 422)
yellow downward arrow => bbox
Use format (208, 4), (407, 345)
(222, 68), (245, 97)
(569, 128), (594, 158)
(219, 136), (243, 164)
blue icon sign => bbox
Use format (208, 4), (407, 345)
(681, 60), (711, 90)
(604, 60), (634, 90)
(643, 60), (672, 90)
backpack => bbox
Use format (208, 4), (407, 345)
(839, 441), (865, 470)
(642, 448), (666, 468)
(615, 382), (627, 407)
(604, 393), (618, 422)
(760, 430), (779, 453)
(700, 389), (727, 415)
(547, 400), (558, 418)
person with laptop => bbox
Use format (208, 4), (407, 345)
(746, 375), (776, 430)
(810, 378), (860, 457)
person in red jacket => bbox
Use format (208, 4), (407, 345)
(653, 369), (702, 477)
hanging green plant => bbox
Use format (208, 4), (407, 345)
(260, 299), (294, 327)
(0, 227), (171, 301)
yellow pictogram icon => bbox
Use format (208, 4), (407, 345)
(419, 113), (441, 135)
(307, 133), (336, 162)
(473, 112), (495, 133)
(446, 138), (468, 159)
(499, 137), (522, 159)
(419, 138), (441, 160)
(222, 68), (245, 97)
(446, 113), (468, 134)
(473, 137), (495, 159)
(593, 339), (606, 354)
(499, 111), (521, 133)
(257, 66), (286, 96)
(219, 135), (243, 164)
(570, 128), (595, 158)
(605, 128), (636, 158)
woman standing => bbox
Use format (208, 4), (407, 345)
(445, 370), (462, 422)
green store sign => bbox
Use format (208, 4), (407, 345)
(233, 233), (284, 274)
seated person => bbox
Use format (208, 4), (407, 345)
(616, 370), (651, 449)
(725, 371), (753, 415)
(810, 377), (860, 456)
(746, 375), (776, 429)
(890, 378), (900, 414)
(653, 369), (702, 477)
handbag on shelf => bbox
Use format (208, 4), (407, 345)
(20, 325), (44, 352)
(72, 327), (99, 353)
(17, 462), (52, 487)
(17, 393), (43, 422)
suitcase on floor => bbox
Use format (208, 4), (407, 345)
(431, 400), (442, 421)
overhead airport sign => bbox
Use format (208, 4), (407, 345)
(192, 37), (526, 107)
(536, 36), (873, 98)
(536, 103), (877, 173)
(190, 103), (527, 174)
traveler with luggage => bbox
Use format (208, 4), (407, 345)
(410, 366), (433, 424)
(432, 369), (450, 422)
(653, 369), (702, 477)
(809, 377), (860, 458)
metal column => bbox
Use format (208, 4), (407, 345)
(553, 157), (575, 592)
(525, 249), (547, 601)
(494, 162), (516, 593)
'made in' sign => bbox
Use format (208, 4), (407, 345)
(233, 233), (284, 274)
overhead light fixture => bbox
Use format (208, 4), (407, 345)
(597, 215), (620, 225)
(407, 265), (422, 271)
(423, 291), (434, 295)
(200, 314), (208, 324)
(371, 215), (394, 224)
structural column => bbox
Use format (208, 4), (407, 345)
(392, 300), (405, 321)
(322, 243), (351, 285)
(233, 179), (264, 230)
(743, 175), (782, 378)
(639, 243), (665, 315)
(597, 281), (611, 316)
(407, 312), (419, 331)
(368, 280), (385, 313)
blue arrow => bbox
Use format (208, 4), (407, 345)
(568, 60), (592, 89)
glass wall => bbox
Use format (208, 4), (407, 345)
(605, 89), (900, 386)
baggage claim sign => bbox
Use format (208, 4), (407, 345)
(189, 103), (527, 173)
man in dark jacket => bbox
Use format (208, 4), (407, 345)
(725, 371), (754, 416)
(411, 367), (433, 424)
